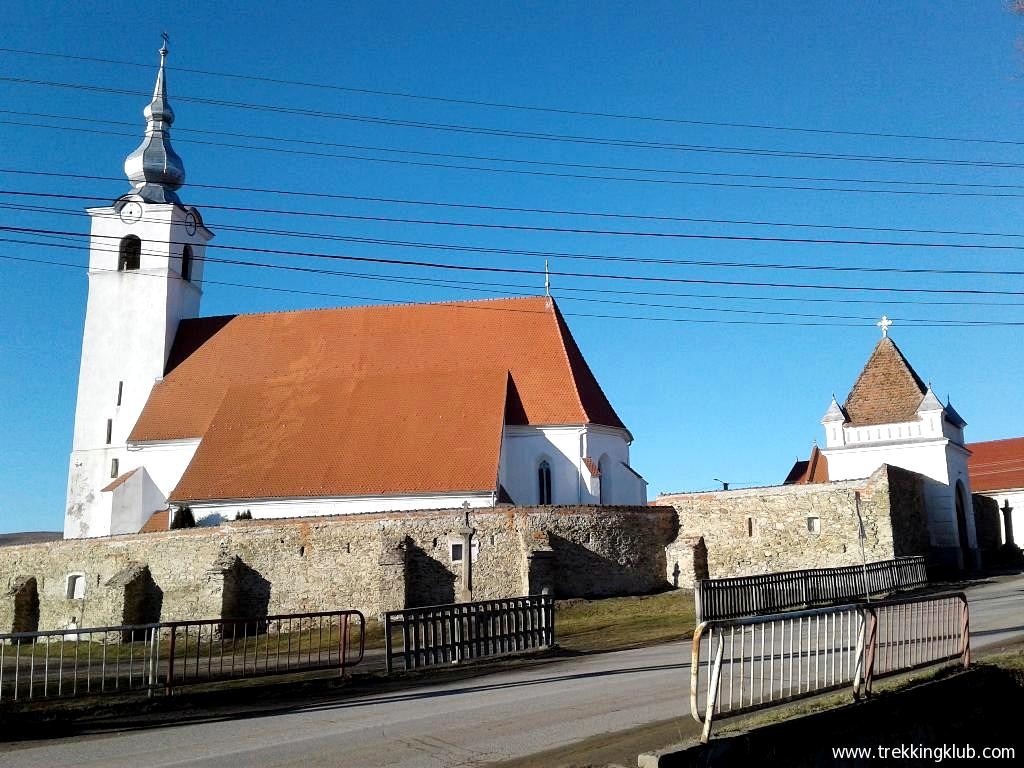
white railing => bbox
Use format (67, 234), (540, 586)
(0, 624), (161, 702)
(691, 592), (969, 742)
(0, 610), (365, 703)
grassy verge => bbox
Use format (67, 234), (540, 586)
(554, 589), (696, 653)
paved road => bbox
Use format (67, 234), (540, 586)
(3, 573), (1022, 768)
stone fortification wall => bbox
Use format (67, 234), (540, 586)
(658, 465), (928, 581)
(0, 505), (673, 633)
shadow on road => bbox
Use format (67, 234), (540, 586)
(1, 659), (693, 744)
(971, 624), (1024, 638)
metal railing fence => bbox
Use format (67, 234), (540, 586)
(384, 595), (554, 673)
(0, 609), (364, 703)
(691, 592), (969, 742)
(0, 623), (161, 702)
(164, 610), (364, 693)
(694, 556), (928, 622)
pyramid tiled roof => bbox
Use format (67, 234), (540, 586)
(842, 337), (927, 427)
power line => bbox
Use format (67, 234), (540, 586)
(11, 228), (1024, 309)
(9, 199), (1024, 279)
(7, 224), (1024, 297)
(3, 75), (1022, 170)
(0, 250), (861, 327)
(6, 167), (1024, 241)
(7, 245), (1024, 328)
(9, 116), (1024, 199)
(0, 234), (949, 321)
(5, 108), (1023, 196)
(2, 45), (1021, 147)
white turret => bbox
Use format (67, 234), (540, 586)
(64, 40), (214, 538)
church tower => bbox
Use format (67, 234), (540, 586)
(65, 39), (213, 538)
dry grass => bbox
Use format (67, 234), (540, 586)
(554, 589), (696, 653)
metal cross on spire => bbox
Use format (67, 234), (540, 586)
(544, 259), (551, 297)
(877, 315), (893, 338)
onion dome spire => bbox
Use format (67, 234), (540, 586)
(123, 34), (185, 204)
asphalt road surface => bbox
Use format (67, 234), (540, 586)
(3, 573), (1022, 768)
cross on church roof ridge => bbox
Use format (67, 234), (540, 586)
(876, 315), (893, 338)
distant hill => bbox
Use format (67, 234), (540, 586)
(0, 531), (62, 547)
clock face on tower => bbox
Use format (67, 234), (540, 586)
(184, 212), (197, 236)
(119, 201), (143, 225)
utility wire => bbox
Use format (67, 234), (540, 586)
(7, 224), (1024, 297)
(4, 108), (1022, 195)
(5, 168), (1024, 241)
(5, 46), (1022, 149)
(12, 228), (1024, 309)
(3, 76), (1022, 170)
(7, 245), (1024, 328)
(0, 233), (965, 320)
(9, 116), (1024, 199)
(2, 45), (1020, 147)
(9, 199), (1024, 278)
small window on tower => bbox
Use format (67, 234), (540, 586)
(110, 458), (119, 478)
(181, 244), (193, 282)
(118, 235), (141, 271)
(116, 381), (123, 406)
(105, 419), (112, 445)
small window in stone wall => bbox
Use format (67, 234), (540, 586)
(65, 573), (86, 600)
(807, 516), (821, 534)
(450, 542), (464, 563)
(746, 517), (754, 537)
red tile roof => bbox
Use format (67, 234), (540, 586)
(784, 444), (830, 485)
(101, 468), (139, 493)
(170, 368), (509, 502)
(131, 297), (625, 443)
(843, 338), (927, 427)
(139, 509), (170, 533)
(582, 457), (601, 478)
(967, 437), (1024, 493)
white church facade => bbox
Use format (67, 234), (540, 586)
(787, 321), (978, 570)
(64, 43), (645, 539)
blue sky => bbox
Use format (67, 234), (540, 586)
(2, 1), (1023, 533)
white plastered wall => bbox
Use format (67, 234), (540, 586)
(188, 493), (498, 526)
(822, 420), (977, 565)
(975, 488), (1024, 548)
(65, 201), (211, 538)
(109, 466), (166, 535)
(499, 424), (645, 505)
